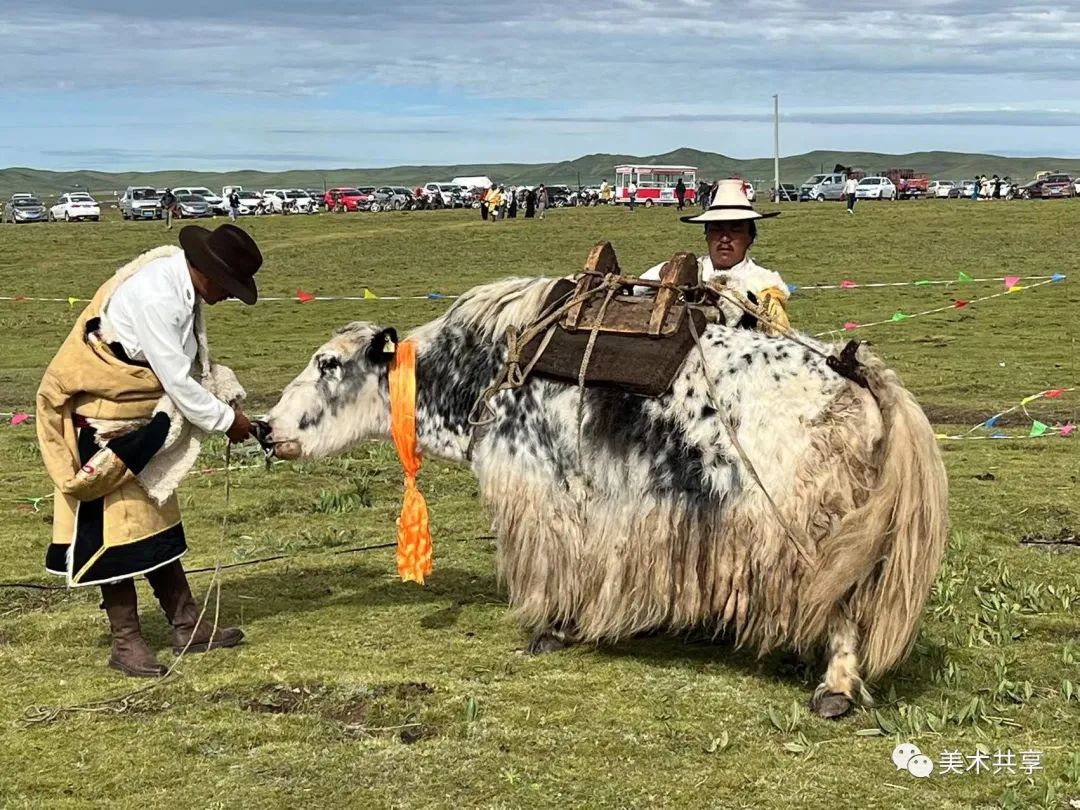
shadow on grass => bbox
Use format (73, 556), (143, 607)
(592, 627), (938, 706)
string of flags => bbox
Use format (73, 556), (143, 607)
(935, 387), (1075, 441)
(789, 271), (1065, 293)
(0, 289), (456, 306)
(5, 272), (1066, 308)
(815, 275), (1064, 337)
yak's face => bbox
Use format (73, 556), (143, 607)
(264, 322), (398, 461)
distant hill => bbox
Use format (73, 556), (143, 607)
(4, 147), (1079, 198)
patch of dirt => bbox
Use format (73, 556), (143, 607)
(1020, 528), (1080, 553)
(217, 681), (439, 742)
(923, 403), (1075, 426)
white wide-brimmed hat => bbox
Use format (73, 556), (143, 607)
(680, 178), (780, 224)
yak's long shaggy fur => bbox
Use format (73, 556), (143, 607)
(270, 276), (949, 692)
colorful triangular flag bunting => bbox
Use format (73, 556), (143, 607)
(1051, 272), (1066, 282)
(891, 311), (908, 322)
(1004, 275), (1020, 290)
(958, 271), (973, 281)
(954, 300), (970, 308)
(1029, 420), (1048, 438)
(363, 288), (378, 299)
(10, 413), (29, 426)
(296, 289), (315, 303)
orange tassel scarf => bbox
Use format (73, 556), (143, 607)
(388, 339), (433, 584)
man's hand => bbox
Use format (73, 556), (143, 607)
(227, 409), (253, 444)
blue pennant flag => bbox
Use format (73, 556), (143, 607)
(984, 415), (999, 428)
(427, 292), (445, 300)
(1051, 272), (1066, 282)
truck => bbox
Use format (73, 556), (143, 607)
(882, 168), (930, 199)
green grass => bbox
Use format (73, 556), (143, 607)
(0, 201), (1077, 809)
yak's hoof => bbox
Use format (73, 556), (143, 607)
(809, 690), (854, 720)
(526, 630), (569, 655)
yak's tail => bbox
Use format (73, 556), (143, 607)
(798, 347), (949, 682)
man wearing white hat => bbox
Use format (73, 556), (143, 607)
(636, 178), (790, 334)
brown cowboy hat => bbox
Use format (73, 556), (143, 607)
(178, 223), (262, 304)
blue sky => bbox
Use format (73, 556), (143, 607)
(3, 0), (1080, 170)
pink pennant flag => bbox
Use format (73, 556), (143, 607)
(1061, 424), (1075, 437)
(296, 289), (315, 303)
(840, 280), (858, 289)
(843, 321), (859, 330)
(10, 413), (29, 426)
(1004, 275), (1020, 290)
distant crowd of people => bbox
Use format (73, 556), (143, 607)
(479, 185), (550, 221)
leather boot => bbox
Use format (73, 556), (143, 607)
(100, 580), (168, 678)
(146, 560), (244, 654)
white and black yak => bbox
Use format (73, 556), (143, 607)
(263, 277), (949, 717)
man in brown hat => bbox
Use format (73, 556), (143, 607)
(36, 223), (262, 677)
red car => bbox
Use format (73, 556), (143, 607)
(325, 187), (369, 211)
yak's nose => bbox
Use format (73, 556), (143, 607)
(252, 419), (273, 451)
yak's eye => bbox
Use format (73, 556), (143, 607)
(317, 355), (341, 376)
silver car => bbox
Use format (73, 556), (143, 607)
(174, 192), (212, 218)
(5, 194), (47, 223)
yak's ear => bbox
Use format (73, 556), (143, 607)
(366, 327), (399, 365)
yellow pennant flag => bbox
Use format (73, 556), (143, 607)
(363, 288), (378, 299)
(68, 296), (79, 309)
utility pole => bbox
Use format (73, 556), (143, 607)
(772, 94), (780, 199)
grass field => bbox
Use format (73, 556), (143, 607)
(0, 201), (1077, 809)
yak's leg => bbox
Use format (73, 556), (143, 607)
(809, 615), (869, 719)
(525, 621), (578, 655)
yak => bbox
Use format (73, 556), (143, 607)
(262, 276), (948, 718)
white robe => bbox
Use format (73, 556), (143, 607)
(636, 255), (790, 327)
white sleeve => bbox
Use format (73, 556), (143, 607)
(631, 261), (667, 295)
(128, 302), (235, 434)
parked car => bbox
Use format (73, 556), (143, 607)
(370, 186), (412, 211)
(1040, 174), (1074, 198)
(324, 187), (368, 212)
(423, 182), (465, 207)
(174, 192), (212, 218)
(263, 189), (317, 214)
(799, 172), (848, 201)
(120, 186), (162, 219)
(769, 183), (799, 202)
(232, 189), (264, 214)
(324, 187), (371, 212)
(5, 194), (47, 223)
(545, 184), (573, 207)
(855, 177), (897, 200)
(49, 192), (101, 221)
(928, 181), (954, 198)
(173, 186), (226, 214)
(1014, 179), (1043, 199)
